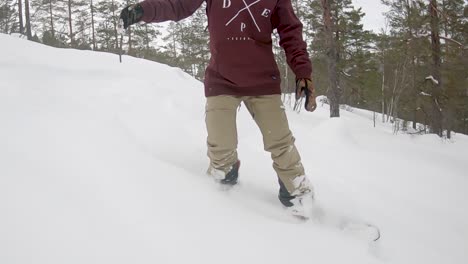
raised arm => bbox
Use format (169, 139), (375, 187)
(140, 0), (205, 23)
(271, 0), (312, 80)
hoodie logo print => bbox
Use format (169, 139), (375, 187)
(225, 0), (262, 32)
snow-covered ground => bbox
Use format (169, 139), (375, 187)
(1, 34), (467, 264)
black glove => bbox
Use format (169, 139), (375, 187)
(120, 4), (144, 30)
(295, 78), (317, 112)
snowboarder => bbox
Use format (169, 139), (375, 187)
(119, 0), (317, 217)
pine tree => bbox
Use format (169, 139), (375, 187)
(30, 0), (66, 47)
(64, 0), (88, 47)
(95, 0), (121, 52)
(187, 6), (210, 80)
(90, 0), (96, 50)
(337, 7), (377, 108)
(381, 0), (431, 130)
(74, 3), (92, 49)
(381, 0), (467, 136)
(428, 0), (443, 136)
(321, 0), (340, 117)
(298, 0), (376, 117)
(0, 0), (17, 33)
(303, 0), (328, 103)
(17, 0), (23, 34)
(127, 23), (161, 58)
(161, 4), (209, 80)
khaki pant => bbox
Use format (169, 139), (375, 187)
(205, 95), (307, 195)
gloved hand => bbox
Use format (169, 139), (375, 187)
(295, 78), (317, 112)
(120, 4), (144, 30)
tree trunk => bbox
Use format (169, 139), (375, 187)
(91, 0), (96, 50)
(464, 111), (467, 135)
(322, 0), (340, 117)
(381, 61), (386, 123)
(380, 30), (386, 123)
(172, 31), (177, 57)
(429, 0), (443, 137)
(112, 0), (118, 51)
(145, 25), (150, 49)
(126, 0), (132, 54)
(373, 111), (376, 127)
(3, 2), (10, 33)
(24, 0), (32, 40)
(49, 0), (54, 37)
(402, 0), (418, 130)
(411, 59), (418, 130)
(68, 0), (74, 46)
(18, 0), (24, 34)
(128, 27), (132, 55)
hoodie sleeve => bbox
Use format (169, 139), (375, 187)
(139, 0), (205, 23)
(272, 0), (312, 80)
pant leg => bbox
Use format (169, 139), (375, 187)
(243, 95), (309, 195)
(205, 95), (242, 175)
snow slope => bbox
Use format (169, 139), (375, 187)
(1, 34), (467, 264)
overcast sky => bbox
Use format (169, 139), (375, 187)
(352, 0), (389, 32)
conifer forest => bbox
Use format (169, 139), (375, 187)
(1, 0), (467, 137)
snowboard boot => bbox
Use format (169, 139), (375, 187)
(208, 160), (241, 186)
(278, 178), (314, 219)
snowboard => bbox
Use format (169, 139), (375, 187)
(292, 203), (381, 242)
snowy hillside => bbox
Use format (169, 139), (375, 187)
(1, 34), (467, 264)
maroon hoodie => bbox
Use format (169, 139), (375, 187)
(140, 0), (312, 97)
